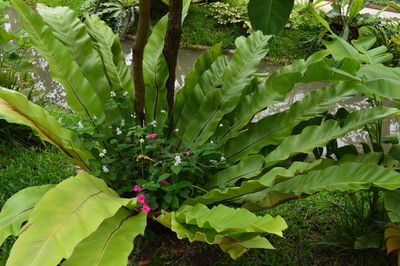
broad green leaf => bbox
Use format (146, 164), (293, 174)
(243, 162), (400, 210)
(224, 82), (357, 162)
(348, 0), (364, 20)
(64, 209), (147, 266)
(36, 4), (122, 123)
(85, 14), (134, 114)
(323, 35), (361, 61)
(207, 154), (264, 188)
(218, 50), (332, 145)
(0, 88), (93, 171)
(156, 204), (287, 259)
(173, 43), (222, 133)
(264, 106), (399, 167)
(143, 0), (191, 123)
(308, 5), (333, 33)
(185, 161), (313, 206)
(357, 64), (400, 99)
(180, 32), (270, 145)
(10, 0), (105, 121)
(385, 190), (400, 223)
(0, 185), (54, 246)
(6, 173), (128, 266)
(351, 37), (392, 64)
(247, 0), (294, 34)
(173, 55), (229, 143)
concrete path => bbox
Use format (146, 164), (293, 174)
(317, 1), (400, 19)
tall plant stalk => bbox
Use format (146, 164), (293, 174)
(133, 0), (150, 125)
(163, 0), (183, 112)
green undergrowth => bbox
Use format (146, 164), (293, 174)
(26, 0), (85, 10)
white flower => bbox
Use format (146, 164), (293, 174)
(130, 114), (136, 118)
(219, 123), (223, 127)
(77, 121), (84, 129)
(102, 149), (107, 154)
(210, 140), (214, 144)
(220, 156), (226, 162)
(174, 155), (181, 166)
(93, 115), (97, 120)
(120, 119), (125, 127)
(175, 128), (179, 132)
(116, 127), (122, 135)
(139, 138), (145, 143)
(99, 152), (105, 157)
(161, 109), (166, 113)
(150, 120), (157, 127)
(110, 91), (117, 97)
(123, 91), (129, 96)
(102, 165), (109, 173)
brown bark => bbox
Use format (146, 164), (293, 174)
(133, 0), (150, 125)
(93, 0), (102, 14)
(163, 0), (183, 112)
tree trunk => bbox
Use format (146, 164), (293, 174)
(163, 0), (183, 112)
(133, 0), (150, 125)
(93, 0), (102, 14)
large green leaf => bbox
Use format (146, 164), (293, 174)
(219, 50), (331, 144)
(207, 154), (264, 188)
(36, 4), (122, 123)
(385, 190), (400, 223)
(357, 64), (400, 99)
(143, 0), (191, 123)
(0, 185), (54, 247)
(173, 55), (229, 144)
(224, 82), (357, 162)
(6, 173), (129, 266)
(10, 0), (105, 121)
(348, 0), (365, 20)
(0, 88), (93, 171)
(85, 14), (134, 113)
(264, 106), (399, 167)
(242, 162), (400, 210)
(185, 161), (313, 206)
(247, 0), (294, 34)
(180, 32), (270, 145)
(156, 204), (287, 259)
(173, 43), (223, 134)
(64, 209), (146, 266)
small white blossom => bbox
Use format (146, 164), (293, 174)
(102, 165), (109, 173)
(220, 156), (226, 162)
(120, 119), (125, 127)
(110, 91), (117, 97)
(116, 127), (122, 135)
(150, 120), (157, 127)
(58, 118), (62, 123)
(93, 115), (97, 120)
(174, 155), (181, 166)
(139, 138), (145, 143)
(175, 128), (179, 132)
(219, 123), (223, 127)
(161, 109), (166, 113)
(123, 91), (129, 96)
(210, 140), (214, 144)
(102, 149), (107, 154)
(130, 114), (136, 118)
(99, 152), (105, 157)
(77, 121), (84, 129)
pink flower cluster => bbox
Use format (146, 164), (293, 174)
(132, 185), (151, 214)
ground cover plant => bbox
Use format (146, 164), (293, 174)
(1, 0), (400, 265)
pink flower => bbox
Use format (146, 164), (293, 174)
(160, 180), (169, 184)
(147, 134), (158, 139)
(133, 185), (141, 192)
(137, 194), (145, 204)
(141, 204), (151, 214)
(183, 149), (191, 156)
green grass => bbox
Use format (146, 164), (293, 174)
(181, 5), (247, 49)
(0, 142), (76, 263)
